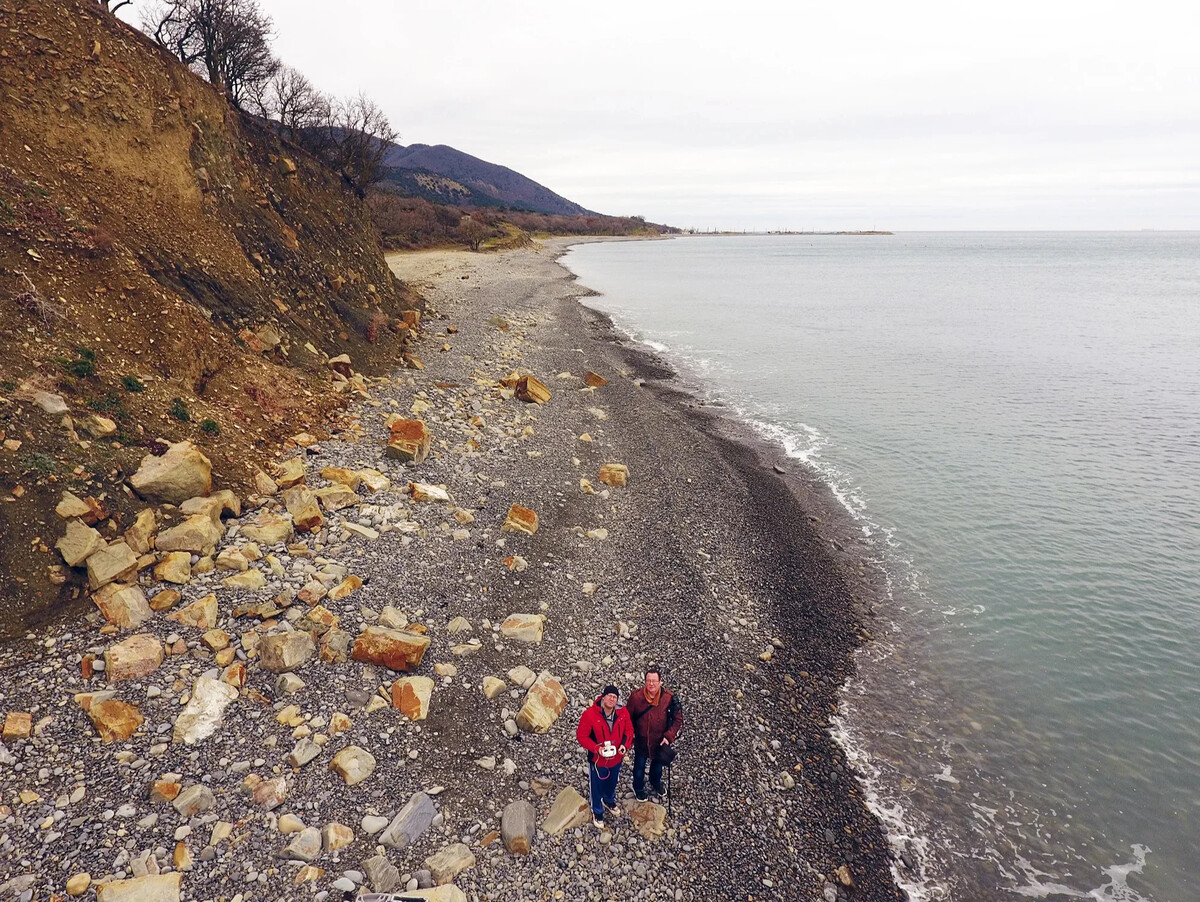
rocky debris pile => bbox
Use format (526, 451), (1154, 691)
(0, 246), (902, 902)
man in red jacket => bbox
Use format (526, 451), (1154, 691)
(626, 667), (683, 801)
(576, 684), (634, 829)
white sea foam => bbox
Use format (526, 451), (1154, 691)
(1005, 845), (1152, 901)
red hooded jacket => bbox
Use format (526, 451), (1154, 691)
(576, 698), (634, 766)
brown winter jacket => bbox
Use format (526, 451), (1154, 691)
(626, 686), (683, 757)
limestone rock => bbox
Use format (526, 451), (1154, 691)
(378, 606), (408, 630)
(222, 569), (266, 590)
(251, 776), (287, 810)
(320, 628), (351, 664)
(241, 511), (293, 546)
(322, 822), (353, 851)
(330, 746), (376, 785)
(272, 457), (306, 489)
(515, 375), (550, 404)
(166, 594), (217, 630)
(357, 468), (391, 493)
(327, 574), (362, 600)
(215, 547), (248, 571)
(282, 486), (323, 533)
(279, 826), (322, 862)
(363, 854), (401, 893)
(148, 588), (181, 612)
(447, 616), (471, 634)
(507, 665), (537, 689)
(287, 738), (322, 768)
(500, 613), (545, 643)
(628, 800), (667, 839)
(501, 799), (536, 854)
(501, 504), (538, 535)
(179, 489), (240, 519)
(105, 634), (163, 683)
(172, 784), (214, 816)
(275, 673), (305, 696)
(598, 463), (629, 487)
(86, 542), (138, 589)
(516, 671), (567, 733)
(387, 419), (432, 463)
(408, 482), (450, 503)
(320, 466), (362, 489)
(542, 786), (590, 836)
(173, 676), (237, 745)
(402, 888), (468, 902)
(153, 552), (191, 584)
(66, 873), (91, 896)
(351, 626), (430, 672)
(58, 519), (106, 567)
(124, 509), (158, 555)
(129, 441), (212, 504)
(380, 791), (437, 849)
(56, 491), (93, 520)
(86, 699), (143, 742)
(2, 712), (32, 741)
(481, 677), (506, 700)
(391, 676), (434, 720)
(93, 583), (153, 629)
(314, 485), (359, 511)
(253, 469), (279, 496)
(155, 514), (222, 555)
(425, 843), (475, 885)
(259, 632), (315, 672)
(95, 873), (181, 902)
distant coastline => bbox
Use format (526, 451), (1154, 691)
(683, 230), (895, 236)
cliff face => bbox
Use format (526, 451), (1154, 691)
(0, 0), (419, 626)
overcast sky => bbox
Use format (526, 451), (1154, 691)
(126, 1), (1200, 230)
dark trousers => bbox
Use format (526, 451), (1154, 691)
(632, 748), (663, 797)
(589, 760), (621, 818)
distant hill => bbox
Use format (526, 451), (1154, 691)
(381, 143), (594, 216)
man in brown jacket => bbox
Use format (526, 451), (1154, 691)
(626, 667), (683, 800)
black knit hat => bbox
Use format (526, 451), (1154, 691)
(601, 685), (620, 699)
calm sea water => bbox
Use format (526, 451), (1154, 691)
(562, 234), (1200, 902)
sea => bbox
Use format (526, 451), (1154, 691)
(560, 233), (1200, 902)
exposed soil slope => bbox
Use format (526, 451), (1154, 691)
(0, 0), (420, 629)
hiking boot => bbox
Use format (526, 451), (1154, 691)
(650, 782), (666, 797)
(634, 788), (648, 801)
(593, 816), (605, 830)
(603, 799), (619, 815)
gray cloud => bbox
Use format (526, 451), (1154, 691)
(126, 0), (1200, 229)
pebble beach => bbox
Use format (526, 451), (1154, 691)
(0, 239), (905, 902)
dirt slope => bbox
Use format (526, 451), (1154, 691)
(0, 0), (421, 630)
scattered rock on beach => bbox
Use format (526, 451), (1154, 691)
(500, 613), (545, 643)
(515, 671), (567, 733)
(501, 799), (536, 854)
(501, 503), (538, 535)
(128, 441), (212, 504)
(387, 418), (433, 463)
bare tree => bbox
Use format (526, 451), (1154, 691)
(250, 65), (330, 140)
(456, 215), (490, 252)
(143, 0), (278, 107)
(99, 0), (134, 14)
(307, 92), (398, 197)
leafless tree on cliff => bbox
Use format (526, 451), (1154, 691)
(98, 0), (134, 14)
(143, 0), (278, 108)
(250, 65), (331, 141)
(310, 93), (399, 198)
